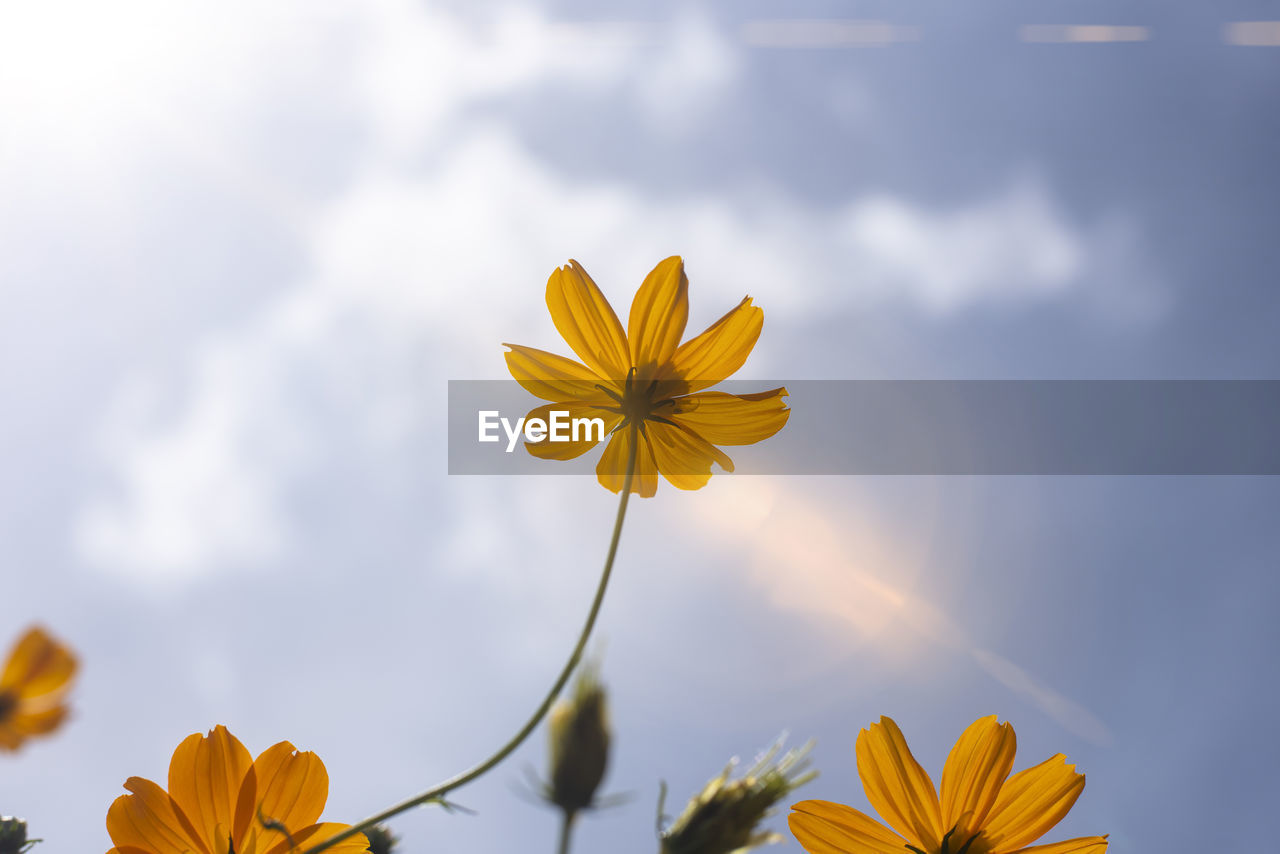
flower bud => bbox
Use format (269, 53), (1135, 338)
(0, 816), (32, 854)
(659, 741), (815, 854)
(362, 824), (397, 854)
(546, 661), (611, 817)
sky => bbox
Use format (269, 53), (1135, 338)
(2, 1), (1278, 852)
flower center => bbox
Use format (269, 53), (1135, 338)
(0, 690), (16, 723)
(597, 368), (678, 434)
(905, 827), (984, 854)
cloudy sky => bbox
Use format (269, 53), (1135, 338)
(2, 2), (1278, 852)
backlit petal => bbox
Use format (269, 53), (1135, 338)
(262, 823), (369, 854)
(644, 421), (734, 491)
(1013, 835), (1109, 854)
(521, 401), (622, 460)
(628, 255), (688, 377)
(107, 777), (206, 854)
(940, 716), (1016, 836)
(503, 344), (609, 402)
(596, 426), (658, 497)
(546, 261), (631, 380)
(251, 741), (330, 834)
(856, 717), (943, 850)
(666, 296), (762, 393)
(789, 800), (908, 854)
(0, 627), (77, 698)
(167, 727), (253, 853)
(8, 704), (69, 737)
(981, 755), (1085, 851)
(670, 389), (789, 445)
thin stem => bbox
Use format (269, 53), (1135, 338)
(557, 810), (577, 854)
(303, 427), (640, 853)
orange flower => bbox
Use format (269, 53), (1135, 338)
(504, 256), (789, 496)
(106, 725), (367, 854)
(0, 625), (78, 751)
(790, 716), (1108, 854)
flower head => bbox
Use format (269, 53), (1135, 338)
(661, 740), (816, 854)
(544, 661), (611, 817)
(505, 256), (789, 496)
(789, 716), (1108, 854)
(0, 625), (77, 751)
(106, 725), (367, 854)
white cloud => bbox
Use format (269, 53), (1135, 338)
(69, 4), (1156, 579)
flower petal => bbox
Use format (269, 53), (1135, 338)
(665, 296), (763, 393)
(980, 755), (1086, 851)
(855, 717), (943, 851)
(521, 401), (622, 461)
(0, 626), (77, 699)
(7, 703), (69, 737)
(789, 800), (908, 854)
(940, 716), (1016, 836)
(596, 426), (658, 497)
(670, 389), (790, 445)
(628, 255), (688, 377)
(644, 421), (734, 491)
(251, 741), (330, 834)
(263, 823), (369, 854)
(166, 727), (253, 854)
(546, 261), (631, 380)
(1013, 835), (1109, 854)
(503, 344), (608, 402)
(107, 777), (207, 854)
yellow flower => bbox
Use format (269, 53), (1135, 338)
(789, 716), (1108, 854)
(106, 725), (368, 854)
(504, 256), (789, 496)
(0, 625), (78, 751)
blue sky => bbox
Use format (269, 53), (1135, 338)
(2, 2), (1278, 852)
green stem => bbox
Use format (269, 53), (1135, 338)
(302, 428), (640, 853)
(557, 810), (577, 854)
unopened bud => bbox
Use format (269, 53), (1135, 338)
(362, 824), (397, 854)
(546, 661), (611, 817)
(0, 817), (33, 854)
(659, 740), (816, 854)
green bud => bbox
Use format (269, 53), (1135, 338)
(362, 824), (397, 854)
(546, 661), (611, 817)
(658, 741), (816, 854)
(0, 817), (34, 854)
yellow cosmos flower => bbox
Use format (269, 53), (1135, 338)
(790, 716), (1108, 854)
(504, 256), (789, 496)
(106, 725), (368, 854)
(0, 625), (78, 751)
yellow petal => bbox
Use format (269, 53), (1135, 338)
(596, 426), (658, 497)
(263, 823), (369, 854)
(980, 755), (1086, 851)
(670, 389), (790, 445)
(644, 421), (734, 491)
(0, 626), (77, 699)
(940, 716), (1017, 836)
(521, 401), (622, 461)
(789, 800), (908, 854)
(167, 727), (254, 853)
(503, 344), (609, 402)
(1013, 835), (1109, 854)
(665, 296), (763, 393)
(855, 717), (943, 851)
(8, 703), (69, 737)
(251, 741), (330, 834)
(628, 255), (688, 378)
(546, 261), (631, 380)
(107, 777), (208, 854)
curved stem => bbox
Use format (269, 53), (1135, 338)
(303, 428), (640, 853)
